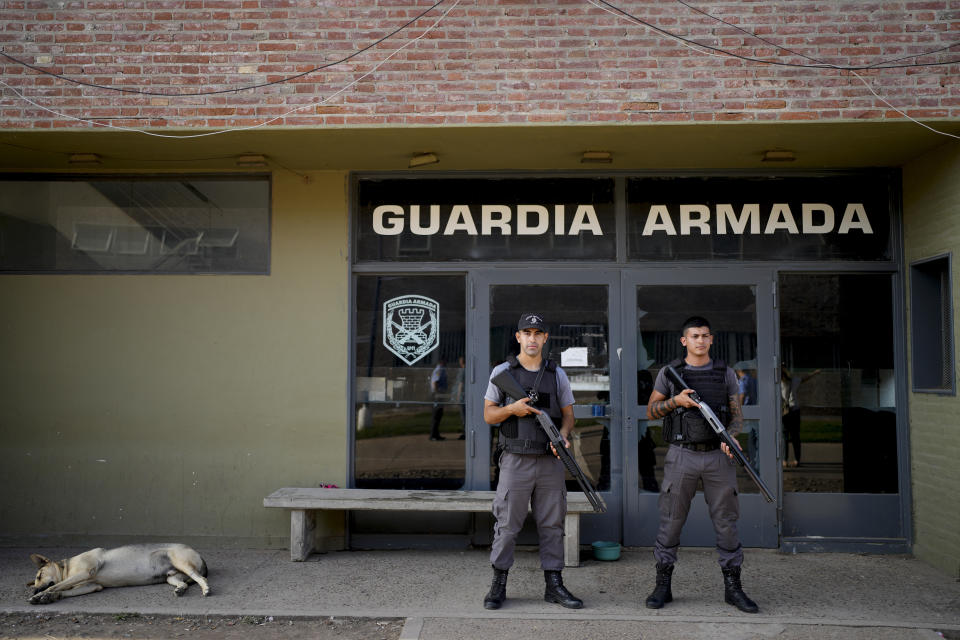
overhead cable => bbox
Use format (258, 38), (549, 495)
(0, 0), (449, 97)
(0, 0), (460, 138)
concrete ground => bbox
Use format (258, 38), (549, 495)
(2, 545), (958, 639)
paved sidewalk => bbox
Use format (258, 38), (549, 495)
(2, 546), (958, 639)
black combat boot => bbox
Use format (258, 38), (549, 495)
(645, 563), (674, 609)
(722, 566), (759, 613)
(483, 566), (508, 610)
(544, 570), (583, 609)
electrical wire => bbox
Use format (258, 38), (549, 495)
(588, 0), (960, 140)
(0, 0), (460, 139)
(848, 70), (960, 140)
(675, 0), (960, 70)
(0, 0), (449, 97)
(590, 0), (960, 70)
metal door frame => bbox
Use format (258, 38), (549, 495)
(620, 266), (780, 549)
(470, 268), (624, 543)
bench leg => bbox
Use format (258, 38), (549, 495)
(290, 509), (315, 561)
(564, 513), (580, 568)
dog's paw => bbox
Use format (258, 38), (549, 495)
(201, 587), (211, 597)
(174, 586), (187, 597)
(29, 591), (60, 605)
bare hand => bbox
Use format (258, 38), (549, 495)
(721, 438), (742, 461)
(673, 389), (699, 409)
(550, 436), (571, 458)
(509, 397), (541, 416)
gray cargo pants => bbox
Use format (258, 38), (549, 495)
(490, 451), (567, 571)
(653, 444), (744, 569)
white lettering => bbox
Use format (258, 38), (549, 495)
(642, 205), (677, 236)
(410, 205), (440, 235)
(716, 204), (760, 235)
(802, 203), (834, 233)
(679, 204), (711, 235)
(568, 205), (603, 235)
(517, 205), (550, 235)
(482, 205), (512, 235)
(554, 205), (565, 236)
(443, 205), (478, 235)
(372, 205), (405, 235)
(369, 201), (874, 238)
(764, 203), (800, 234)
(838, 203), (873, 234)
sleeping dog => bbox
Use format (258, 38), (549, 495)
(28, 543), (210, 604)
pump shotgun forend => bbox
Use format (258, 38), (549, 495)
(491, 369), (606, 513)
(664, 365), (776, 504)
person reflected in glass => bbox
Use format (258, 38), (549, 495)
(734, 360), (759, 470)
(482, 313), (583, 611)
(429, 358), (448, 441)
(644, 316), (758, 614)
(454, 355), (466, 440)
(780, 366), (822, 468)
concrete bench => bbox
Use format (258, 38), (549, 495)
(263, 488), (600, 567)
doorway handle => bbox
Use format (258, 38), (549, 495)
(469, 430), (476, 458)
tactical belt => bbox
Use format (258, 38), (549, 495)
(501, 438), (551, 455)
(674, 441), (721, 452)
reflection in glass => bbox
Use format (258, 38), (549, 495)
(635, 284), (760, 493)
(0, 177), (269, 274)
(638, 419), (763, 494)
(488, 285), (611, 491)
(354, 275), (466, 489)
(779, 273), (898, 494)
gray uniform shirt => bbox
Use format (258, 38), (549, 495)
(485, 361), (575, 409)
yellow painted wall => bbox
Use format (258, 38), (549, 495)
(902, 143), (960, 580)
(0, 170), (350, 549)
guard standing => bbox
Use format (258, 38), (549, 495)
(644, 316), (759, 614)
(482, 312), (583, 610)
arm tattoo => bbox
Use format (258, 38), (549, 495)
(649, 396), (678, 419)
(727, 394), (743, 437)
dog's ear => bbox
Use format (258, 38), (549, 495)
(30, 554), (50, 568)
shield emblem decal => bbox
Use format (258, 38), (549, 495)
(383, 295), (439, 365)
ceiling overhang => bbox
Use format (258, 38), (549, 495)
(1, 120), (957, 173)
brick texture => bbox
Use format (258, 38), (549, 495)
(0, 0), (958, 129)
(903, 142), (960, 581)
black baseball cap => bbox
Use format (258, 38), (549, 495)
(518, 312), (548, 332)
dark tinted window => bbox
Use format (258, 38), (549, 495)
(0, 176), (270, 274)
(627, 174), (894, 261)
(355, 177), (616, 262)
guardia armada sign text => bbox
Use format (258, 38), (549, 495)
(371, 202), (873, 236)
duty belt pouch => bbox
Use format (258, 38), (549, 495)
(501, 437), (551, 455)
(680, 410), (717, 444)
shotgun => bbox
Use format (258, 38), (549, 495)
(491, 369), (606, 513)
(664, 365), (776, 503)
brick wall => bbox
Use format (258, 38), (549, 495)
(1, 0), (958, 129)
(903, 142), (960, 580)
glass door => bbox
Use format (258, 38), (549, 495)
(622, 269), (780, 548)
(778, 272), (907, 548)
(472, 269), (622, 543)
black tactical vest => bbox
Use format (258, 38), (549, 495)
(499, 356), (562, 454)
(661, 359), (730, 445)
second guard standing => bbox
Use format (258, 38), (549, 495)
(644, 316), (759, 613)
